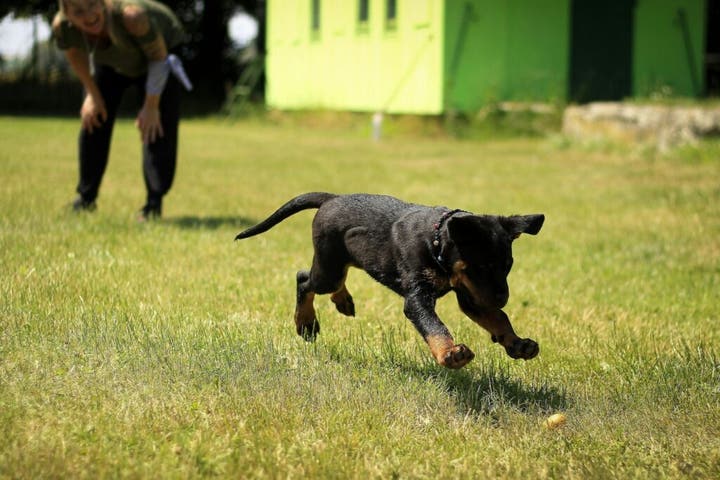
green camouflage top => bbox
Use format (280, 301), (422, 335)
(53, 0), (186, 78)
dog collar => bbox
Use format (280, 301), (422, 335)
(432, 209), (465, 272)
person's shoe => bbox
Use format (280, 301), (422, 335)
(70, 196), (96, 212)
(138, 202), (162, 222)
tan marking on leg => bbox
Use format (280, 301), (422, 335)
(465, 307), (520, 346)
(329, 266), (355, 317)
(462, 307), (538, 360)
(294, 292), (316, 334)
(330, 284), (350, 307)
(426, 334), (475, 369)
(426, 334), (455, 362)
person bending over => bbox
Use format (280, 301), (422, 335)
(53, 0), (192, 220)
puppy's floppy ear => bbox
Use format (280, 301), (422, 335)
(447, 215), (494, 248)
(447, 215), (494, 253)
(501, 214), (545, 239)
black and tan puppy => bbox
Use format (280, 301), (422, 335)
(236, 192), (544, 369)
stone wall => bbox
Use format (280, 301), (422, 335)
(562, 103), (720, 150)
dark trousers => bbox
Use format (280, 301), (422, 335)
(77, 64), (181, 205)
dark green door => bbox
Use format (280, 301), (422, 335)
(569, 0), (635, 103)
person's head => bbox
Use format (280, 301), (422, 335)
(58, 0), (107, 36)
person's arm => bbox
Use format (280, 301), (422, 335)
(65, 47), (107, 133)
(123, 5), (168, 144)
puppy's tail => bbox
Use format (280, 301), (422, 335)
(235, 192), (338, 240)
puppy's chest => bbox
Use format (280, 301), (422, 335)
(421, 267), (453, 294)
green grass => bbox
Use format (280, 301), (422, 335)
(1, 115), (719, 479)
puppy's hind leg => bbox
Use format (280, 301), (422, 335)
(295, 261), (352, 340)
(295, 270), (319, 341)
(330, 267), (355, 317)
(296, 238), (354, 340)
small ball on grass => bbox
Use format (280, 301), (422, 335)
(544, 413), (567, 430)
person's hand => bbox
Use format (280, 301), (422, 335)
(80, 93), (107, 133)
(135, 104), (163, 144)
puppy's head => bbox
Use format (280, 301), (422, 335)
(447, 214), (544, 308)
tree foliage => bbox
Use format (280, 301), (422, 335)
(1, 0), (264, 111)
(0, 1), (51, 19)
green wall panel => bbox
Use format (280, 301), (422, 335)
(444, 0), (569, 111)
(633, 0), (706, 97)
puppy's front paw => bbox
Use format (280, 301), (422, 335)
(504, 338), (539, 360)
(441, 344), (475, 369)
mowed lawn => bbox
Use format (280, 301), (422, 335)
(1, 115), (719, 479)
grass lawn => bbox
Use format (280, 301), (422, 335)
(1, 115), (719, 478)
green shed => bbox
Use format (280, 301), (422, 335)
(265, 0), (712, 114)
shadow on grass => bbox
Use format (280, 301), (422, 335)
(165, 215), (256, 231)
(381, 338), (568, 415)
(428, 365), (568, 415)
(325, 337), (568, 415)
